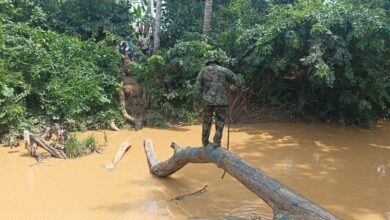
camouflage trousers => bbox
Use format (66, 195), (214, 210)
(202, 105), (227, 146)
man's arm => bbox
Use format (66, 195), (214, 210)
(225, 68), (239, 87)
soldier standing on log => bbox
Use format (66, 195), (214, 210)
(193, 53), (239, 147)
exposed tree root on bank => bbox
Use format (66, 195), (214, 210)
(109, 119), (120, 131)
(118, 78), (143, 131)
(144, 139), (340, 220)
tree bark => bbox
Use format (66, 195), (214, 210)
(119, 81), (143, 131)
(24, 130), (67, 159)
(103, 142), (131, 171)
(153, 0), (162, 54)
(109, 119), (120, 131)
(143, 139), (340, 220)
(149, 0), (155, 18)
(119, 86), (136, 124)
(203, 0), (213, 35)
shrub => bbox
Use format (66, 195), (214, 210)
(0, 23), (123, 135)
(237, 1), (390, 126)
(65, 134), (98, 158)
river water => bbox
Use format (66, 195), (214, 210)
(0, 122), (389, 220)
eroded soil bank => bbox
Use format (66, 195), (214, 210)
(1, 122), (389, 220)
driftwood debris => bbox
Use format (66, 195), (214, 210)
(103, 142), (131, 171)
(168, 185), (208, 202)
(24, 130), (67, 159)
(143, 139), (340, 220)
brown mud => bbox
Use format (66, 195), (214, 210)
(0, 122), (389, 220)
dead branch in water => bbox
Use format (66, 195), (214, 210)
(102, 142), (131, 171)
(143, 139), (340, 220)
(168, 185), (208, 202)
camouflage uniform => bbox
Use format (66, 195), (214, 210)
(193, 63), (239, 146)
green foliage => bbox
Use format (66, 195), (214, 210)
(145, 110), (167, 127)
(163, 41), (214, 114)
(0, 22), (123, 135)
(83, 134), (99, 154)
(5, 0), (134, 39)
(203, 49), (234, 65)
(161, 0), (205, 47)
(128, 40), (238, 125)
(65, 134), (84, 158)
(65, 134), (98, 158)
(236, 0), (390, 126)
(130, 41), (220, 123)
(0, 0), (16, 23)
(2, 0), (388, 130)
(0, 57), (30, 134)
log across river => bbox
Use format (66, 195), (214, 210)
(0, 122), (389, 220)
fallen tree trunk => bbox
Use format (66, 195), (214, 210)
(24, 130), (67, 159)
(143, 139), (340, 220)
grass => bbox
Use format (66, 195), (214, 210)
(65, 134), (99, 158)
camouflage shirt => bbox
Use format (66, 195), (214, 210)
(193, 64), (239, 106)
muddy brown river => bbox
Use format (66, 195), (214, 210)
(1, 122), (389, 220)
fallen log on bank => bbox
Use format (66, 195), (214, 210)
(143, 139), (340, 220)
(24, 130), (67, 159)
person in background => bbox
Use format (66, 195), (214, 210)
(119, 41), (130, 75)
(126, 36), (136, 61)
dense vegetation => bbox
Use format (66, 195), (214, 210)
(1, 0), (389, 142)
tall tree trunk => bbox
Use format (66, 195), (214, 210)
(149, 0), (155, 18)
(153, 0), (162, 54)
(203, 0), (213, 35)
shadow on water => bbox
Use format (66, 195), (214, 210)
(229, 122), (390, 220)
